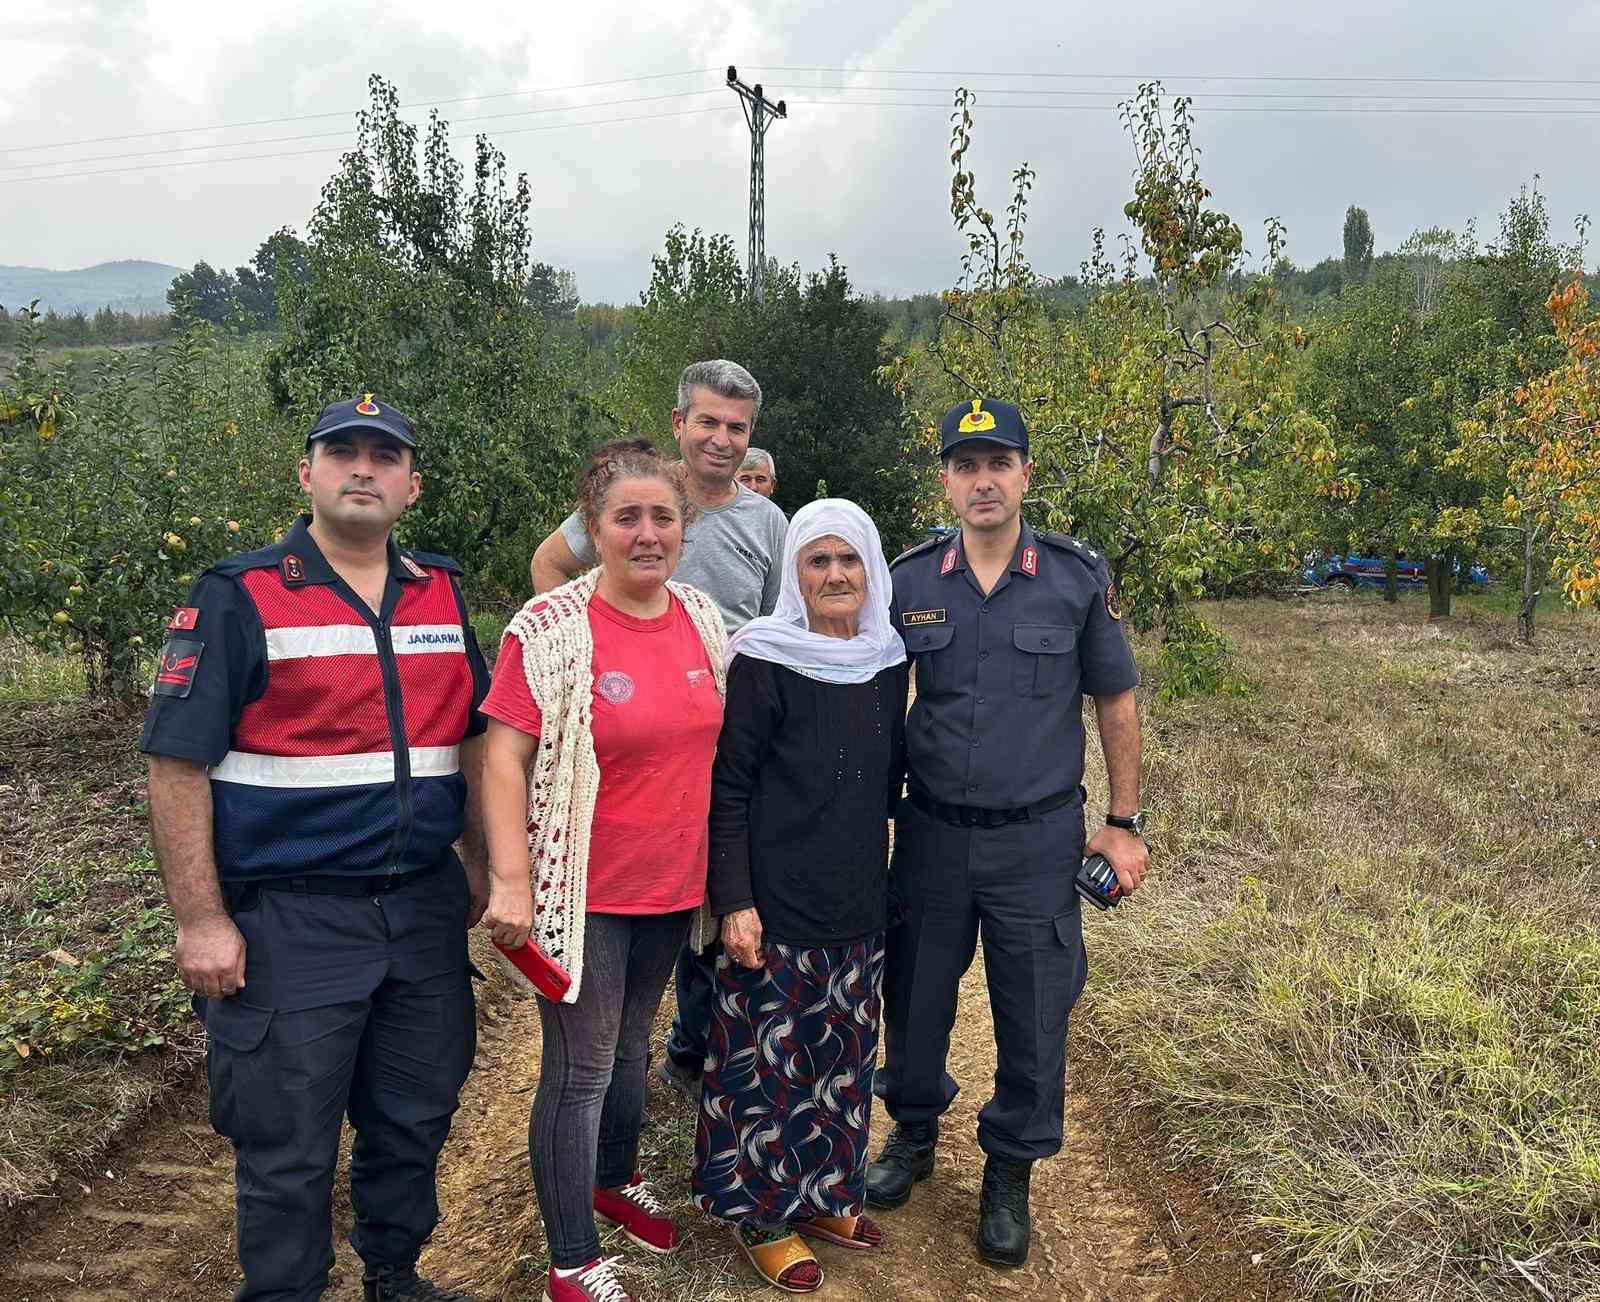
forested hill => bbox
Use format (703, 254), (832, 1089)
(0, 260), (182, 315)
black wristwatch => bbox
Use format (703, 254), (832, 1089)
(1105, 811), (1147, 837)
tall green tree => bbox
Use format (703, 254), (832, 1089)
(1342, 205), (1374, 285)
(264, 75), (590, 595)
(608, 227), (924, 548)
(234, 227), (308, 328)
(166, 261), (237, 325)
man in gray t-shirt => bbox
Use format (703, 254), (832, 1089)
(529, 361), (787, 636)
(554, 480), (785, 633)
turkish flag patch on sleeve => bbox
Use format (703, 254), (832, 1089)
(152, 636), (204, 698)
(168, 606), (199, 631)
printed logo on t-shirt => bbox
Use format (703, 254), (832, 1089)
(596, 670), (635, 704)
(686, 668), (710, 688)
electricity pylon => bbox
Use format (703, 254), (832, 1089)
(726, 66), (786, 302)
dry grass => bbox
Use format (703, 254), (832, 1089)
(1082, 591), (1600, 1301)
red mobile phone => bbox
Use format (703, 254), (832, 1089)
(492, 938), (573, 1001)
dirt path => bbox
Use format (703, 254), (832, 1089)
(2, 940), (1290, 1301)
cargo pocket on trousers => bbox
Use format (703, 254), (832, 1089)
(201, 999), (284, 1146)
(1041, 909), (1088, 1032)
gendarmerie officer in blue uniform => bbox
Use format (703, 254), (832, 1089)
(866, 397), (1149, 1267)
(142, 397), (489, 1302)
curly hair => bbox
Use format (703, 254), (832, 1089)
(575, 438), (698, 538)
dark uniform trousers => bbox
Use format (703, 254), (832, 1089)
(196, 860), (476, 1302)
(880, 795), (1088, 1162)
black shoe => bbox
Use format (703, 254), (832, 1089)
(977, 1155), (1032, 1267)
(865, 1121), (937, 1209)
(363, 1265), (476, 1302)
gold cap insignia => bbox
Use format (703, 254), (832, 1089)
(355, 393), (380, 416)
(958, 398), (997, 434)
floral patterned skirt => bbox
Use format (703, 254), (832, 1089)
(691, 933), (884, 1225)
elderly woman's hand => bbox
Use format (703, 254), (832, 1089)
(721, 907), (765, 970)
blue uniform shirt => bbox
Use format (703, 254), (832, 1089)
(890, 520), (1138, 809)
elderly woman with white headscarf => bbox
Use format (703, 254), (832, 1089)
(691, 499), (908, 1294)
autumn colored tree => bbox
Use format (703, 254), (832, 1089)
(1461, 281), (1600, 640)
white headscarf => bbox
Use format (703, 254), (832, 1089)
(725, 498), (906, 685)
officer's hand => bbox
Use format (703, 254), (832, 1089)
(721, 908), (765, 970)
(176, 914), (247, 1000)
(483, 879), (533, 950)
(1086, 825), (1149, 897)
(463, 859), (490, 929)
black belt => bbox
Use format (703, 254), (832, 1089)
(908, 782), (1085, 830)
(243, 861), (440, 898)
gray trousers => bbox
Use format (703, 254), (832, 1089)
(530, 910), (691, 1268)
(879, 797), (1088, 1161)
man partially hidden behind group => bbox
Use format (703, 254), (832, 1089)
(530, 359), (788, 1104)
(735, 446), (778, 499)
(868, 397), (1149, 1267)
(142, 396), (489, 1302)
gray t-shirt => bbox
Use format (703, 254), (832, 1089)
(560, 484), (788, 634)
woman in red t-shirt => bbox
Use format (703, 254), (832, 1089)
(480, 439), (726, 1302)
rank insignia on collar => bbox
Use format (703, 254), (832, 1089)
(940, 545), (958, 575)
(1021, 546), (1038, 576)
(1105, 580), (1123, 621)
(902, 608), (947, 626)
(168, 606), (199, 631)
(281, 554), (306, 586)
(401, 554), (427, 579)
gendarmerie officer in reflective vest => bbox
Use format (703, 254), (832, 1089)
(141, 396), (490, 1302)
(866, 397), (1150, 1267)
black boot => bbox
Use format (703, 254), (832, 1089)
(865, 1121), (937, 1209)
(977, 1155), (1032, 1267)
(363, 1265), (476, 1302)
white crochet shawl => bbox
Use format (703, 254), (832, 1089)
(503, 568), (727, 1003)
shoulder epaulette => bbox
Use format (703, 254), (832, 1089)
(403, 548), (464, 577)
(209, 540), (289, 576)
(890, 531), (953, 570)
(1036, 531), (1109, 568)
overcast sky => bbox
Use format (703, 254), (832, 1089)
(5, 0), (1598, 302)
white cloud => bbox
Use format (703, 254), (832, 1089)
(2, 0), (1594, 300)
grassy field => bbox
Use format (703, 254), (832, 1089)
(1083, 589), (1600, 1301)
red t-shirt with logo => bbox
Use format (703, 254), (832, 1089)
(482, 592), (723, 914)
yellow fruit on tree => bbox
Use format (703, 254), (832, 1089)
(52, 610), (70, 624)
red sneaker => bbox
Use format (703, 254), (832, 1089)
(543, 1256), (630, 1302)
(593, 1175), (680, 1255)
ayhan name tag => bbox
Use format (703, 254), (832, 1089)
(902, 608), (947, 626)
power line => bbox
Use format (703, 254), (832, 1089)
(0, 68), (720, 156)
(749, 65), (1600, 87)
(779, 84), (1600, 104)
(0, 106), (739, 186)
(0, 88), (725, 174)
(787, 98), (1600, 117)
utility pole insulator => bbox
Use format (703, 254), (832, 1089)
(727, 66), (787, 303)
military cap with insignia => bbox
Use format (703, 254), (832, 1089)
(939, 396), (1028, 459)
(306, 393), (418, 451)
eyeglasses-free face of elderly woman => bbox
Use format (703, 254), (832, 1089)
(797, 535), (867, 638)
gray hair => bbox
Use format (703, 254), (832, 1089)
(741, 447), (776, 477)
(677, 359), (763, 423)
